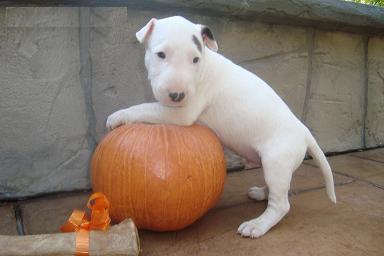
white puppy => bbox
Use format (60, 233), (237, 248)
(106, 16), (336, 238)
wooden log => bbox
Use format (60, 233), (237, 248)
(0, 219), (139, 256)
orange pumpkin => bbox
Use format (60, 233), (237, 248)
(91, 123), (226, 231)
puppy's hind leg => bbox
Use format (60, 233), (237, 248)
(238, 158), (293, 238)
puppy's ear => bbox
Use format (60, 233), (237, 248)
(136, 18), (157, 43)
(199, 25), (218, 52)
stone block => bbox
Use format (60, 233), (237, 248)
(366, 36), (384, 148)
(5, 7), (79, 28)
(1, 6), (382, 198)
(364, 173), (384, 187)
(0, 11), (90, 199)
(305, 31), (365, 152)
(90, 8), (156, 141)
(0, 204), (17, 235)
(326, 155), (384, 180)
(349, 148), (384, 163)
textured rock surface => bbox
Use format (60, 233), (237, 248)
(4, 7), (79, 28)
(305, 31), (365, 152)
(5, 0), (384, 34)
(90, 8), (155, 141)
(0, 204), (18, 235)
(21, 193), (90, 234)
(0, 6), (383, 198)
(350, 148), (384, 163)
(366, 36), (384, 148)
(0, 8), (92, 199)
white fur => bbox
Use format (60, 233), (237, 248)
(106, 16), (337, 238)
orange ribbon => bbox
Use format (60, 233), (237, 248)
(61, 192), (111, 256)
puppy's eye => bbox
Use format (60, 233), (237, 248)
(157, 52), (166, 59)
(193, 57), (199, 64)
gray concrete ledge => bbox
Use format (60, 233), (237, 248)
(2, 0), (384, 35)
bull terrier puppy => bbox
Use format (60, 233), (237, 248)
(106, 16), (336, 238)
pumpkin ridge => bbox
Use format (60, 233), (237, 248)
(172, 125), (183, 229)
(187, 126), (207, 218)
(120, 125), (137, 221)
(112, 126), (133, 221)
(125, 125), (142, 223)
(160, 124), (170, 228)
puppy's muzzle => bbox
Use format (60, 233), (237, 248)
(169, 92), (185, 102)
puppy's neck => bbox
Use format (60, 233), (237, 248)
(199, 48), (222, 85)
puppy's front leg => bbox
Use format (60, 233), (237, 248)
(106, 102), (203, 130)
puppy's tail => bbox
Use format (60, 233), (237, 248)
(306, 132), (337, 204)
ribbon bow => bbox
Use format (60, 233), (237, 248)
(61, 192), (111, 256)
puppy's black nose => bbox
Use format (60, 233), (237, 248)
(169, 92), (185, 102)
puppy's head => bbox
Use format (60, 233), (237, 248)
(136, 16), (218, 107)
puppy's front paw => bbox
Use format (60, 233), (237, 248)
(106, 109), (131, 131)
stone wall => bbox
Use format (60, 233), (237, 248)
(1, 2), (383, 199)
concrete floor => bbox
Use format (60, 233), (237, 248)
(1, 148), (384, 255)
